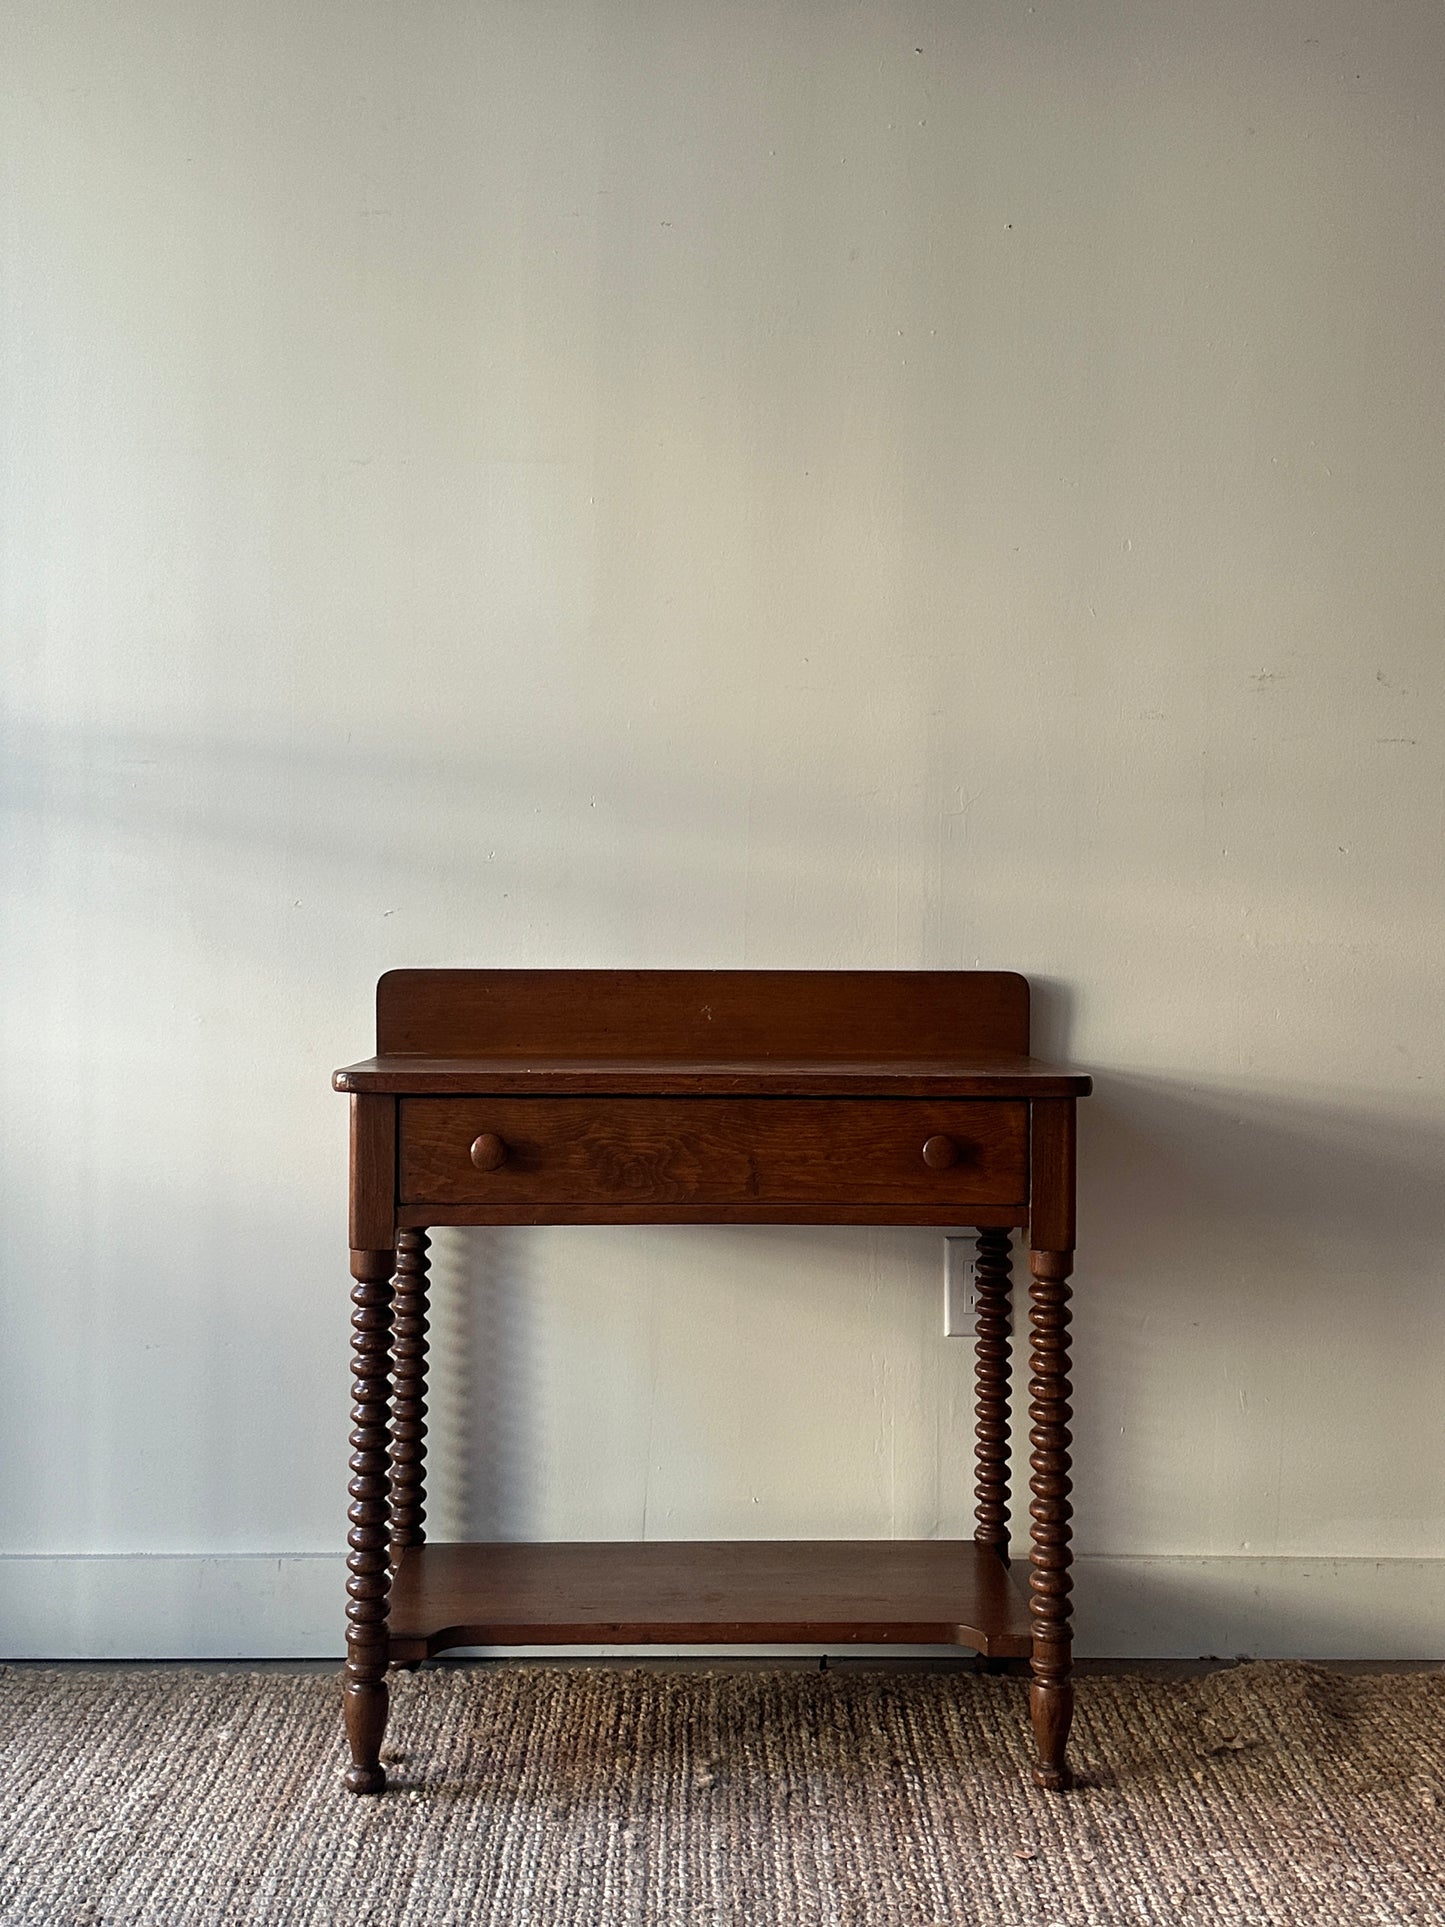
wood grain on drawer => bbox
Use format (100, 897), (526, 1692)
(398, 1097), (1027, 1207)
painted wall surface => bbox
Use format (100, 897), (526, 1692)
(3, 1), (1443, 1657)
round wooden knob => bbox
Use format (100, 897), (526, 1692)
(469, 1132), (507, 1171)
(921, 1134), (959, 1170)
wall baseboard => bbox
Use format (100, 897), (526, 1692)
(2, 1552), (1440, 1661)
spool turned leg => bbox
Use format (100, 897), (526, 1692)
(973, 1229), (1013, 1560)
(972, 1229), (1014, 1675)
(1027, 1248), (1075, 1790)
(345, 1247), (396, 1794)
(389, 1229), (431, 1563)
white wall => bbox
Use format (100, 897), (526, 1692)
(3, 1), (1443, 1658)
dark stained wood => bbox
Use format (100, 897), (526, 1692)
(376, 968), (1031, 1060)
(972, 1230), (1013, 1559)
(386, 1540), (1034, 1663)
(399, 1097), (1027, 1209)
(344, 1248), (395, 1795)
(388, 1229), (430, 1563)
(395, 1201), (1030, 1229)
(1026, 1249), (1075, 1790)
(335, 1054), (1090, 1098)
(348, 1096), (396, 1252)
(337, 968), (1090, 1797)
(1028, 1099), (1076, 1252)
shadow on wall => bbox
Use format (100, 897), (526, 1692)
(1071, 1068), (1445, 1614)
(1074, 1555), (1445, 1661)
(425, 1229), (533, 1544)
(1084, 1070), (1445, 1265)
(0, 717), (949, 961)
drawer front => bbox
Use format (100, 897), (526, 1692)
(399, 1097), (1027, 1207)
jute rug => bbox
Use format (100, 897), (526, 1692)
(0, 1662), (1440, 1926)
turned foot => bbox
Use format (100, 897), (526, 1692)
(1030, 1678), (1075, 1788)
(343, 1677), (389, 1794)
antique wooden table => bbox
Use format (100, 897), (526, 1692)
(333, 968), (1091, 1793)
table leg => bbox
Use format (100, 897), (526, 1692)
(1027, 1247), (1074, 1789)
(972, 1229), (1013, 1560)
(345, 1246), (395, 1794)
(390, 1228), (431, 1562)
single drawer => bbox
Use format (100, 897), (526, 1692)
(398, 1097), (1027, 1207)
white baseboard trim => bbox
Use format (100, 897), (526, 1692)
(2, 1552), (1441, 1661)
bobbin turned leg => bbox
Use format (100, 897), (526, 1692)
(1027, 1248), (1075, 1789)
(973, 1230), (1013, 1560)
(345, 1247), (395, 1794)
(972, 1229), (1014, 1674)
(389, 1229), (431, 1564)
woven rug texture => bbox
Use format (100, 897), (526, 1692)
(0, 1662), (1441, 1926)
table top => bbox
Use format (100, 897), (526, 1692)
(333, 1053), (1092, 1098)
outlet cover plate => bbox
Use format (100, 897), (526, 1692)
(944, 1236), (977, 1337)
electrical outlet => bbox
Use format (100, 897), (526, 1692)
(944, 1236), (977, 1337)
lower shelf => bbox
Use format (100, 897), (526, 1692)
(386, 1540), (1033, 1664)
